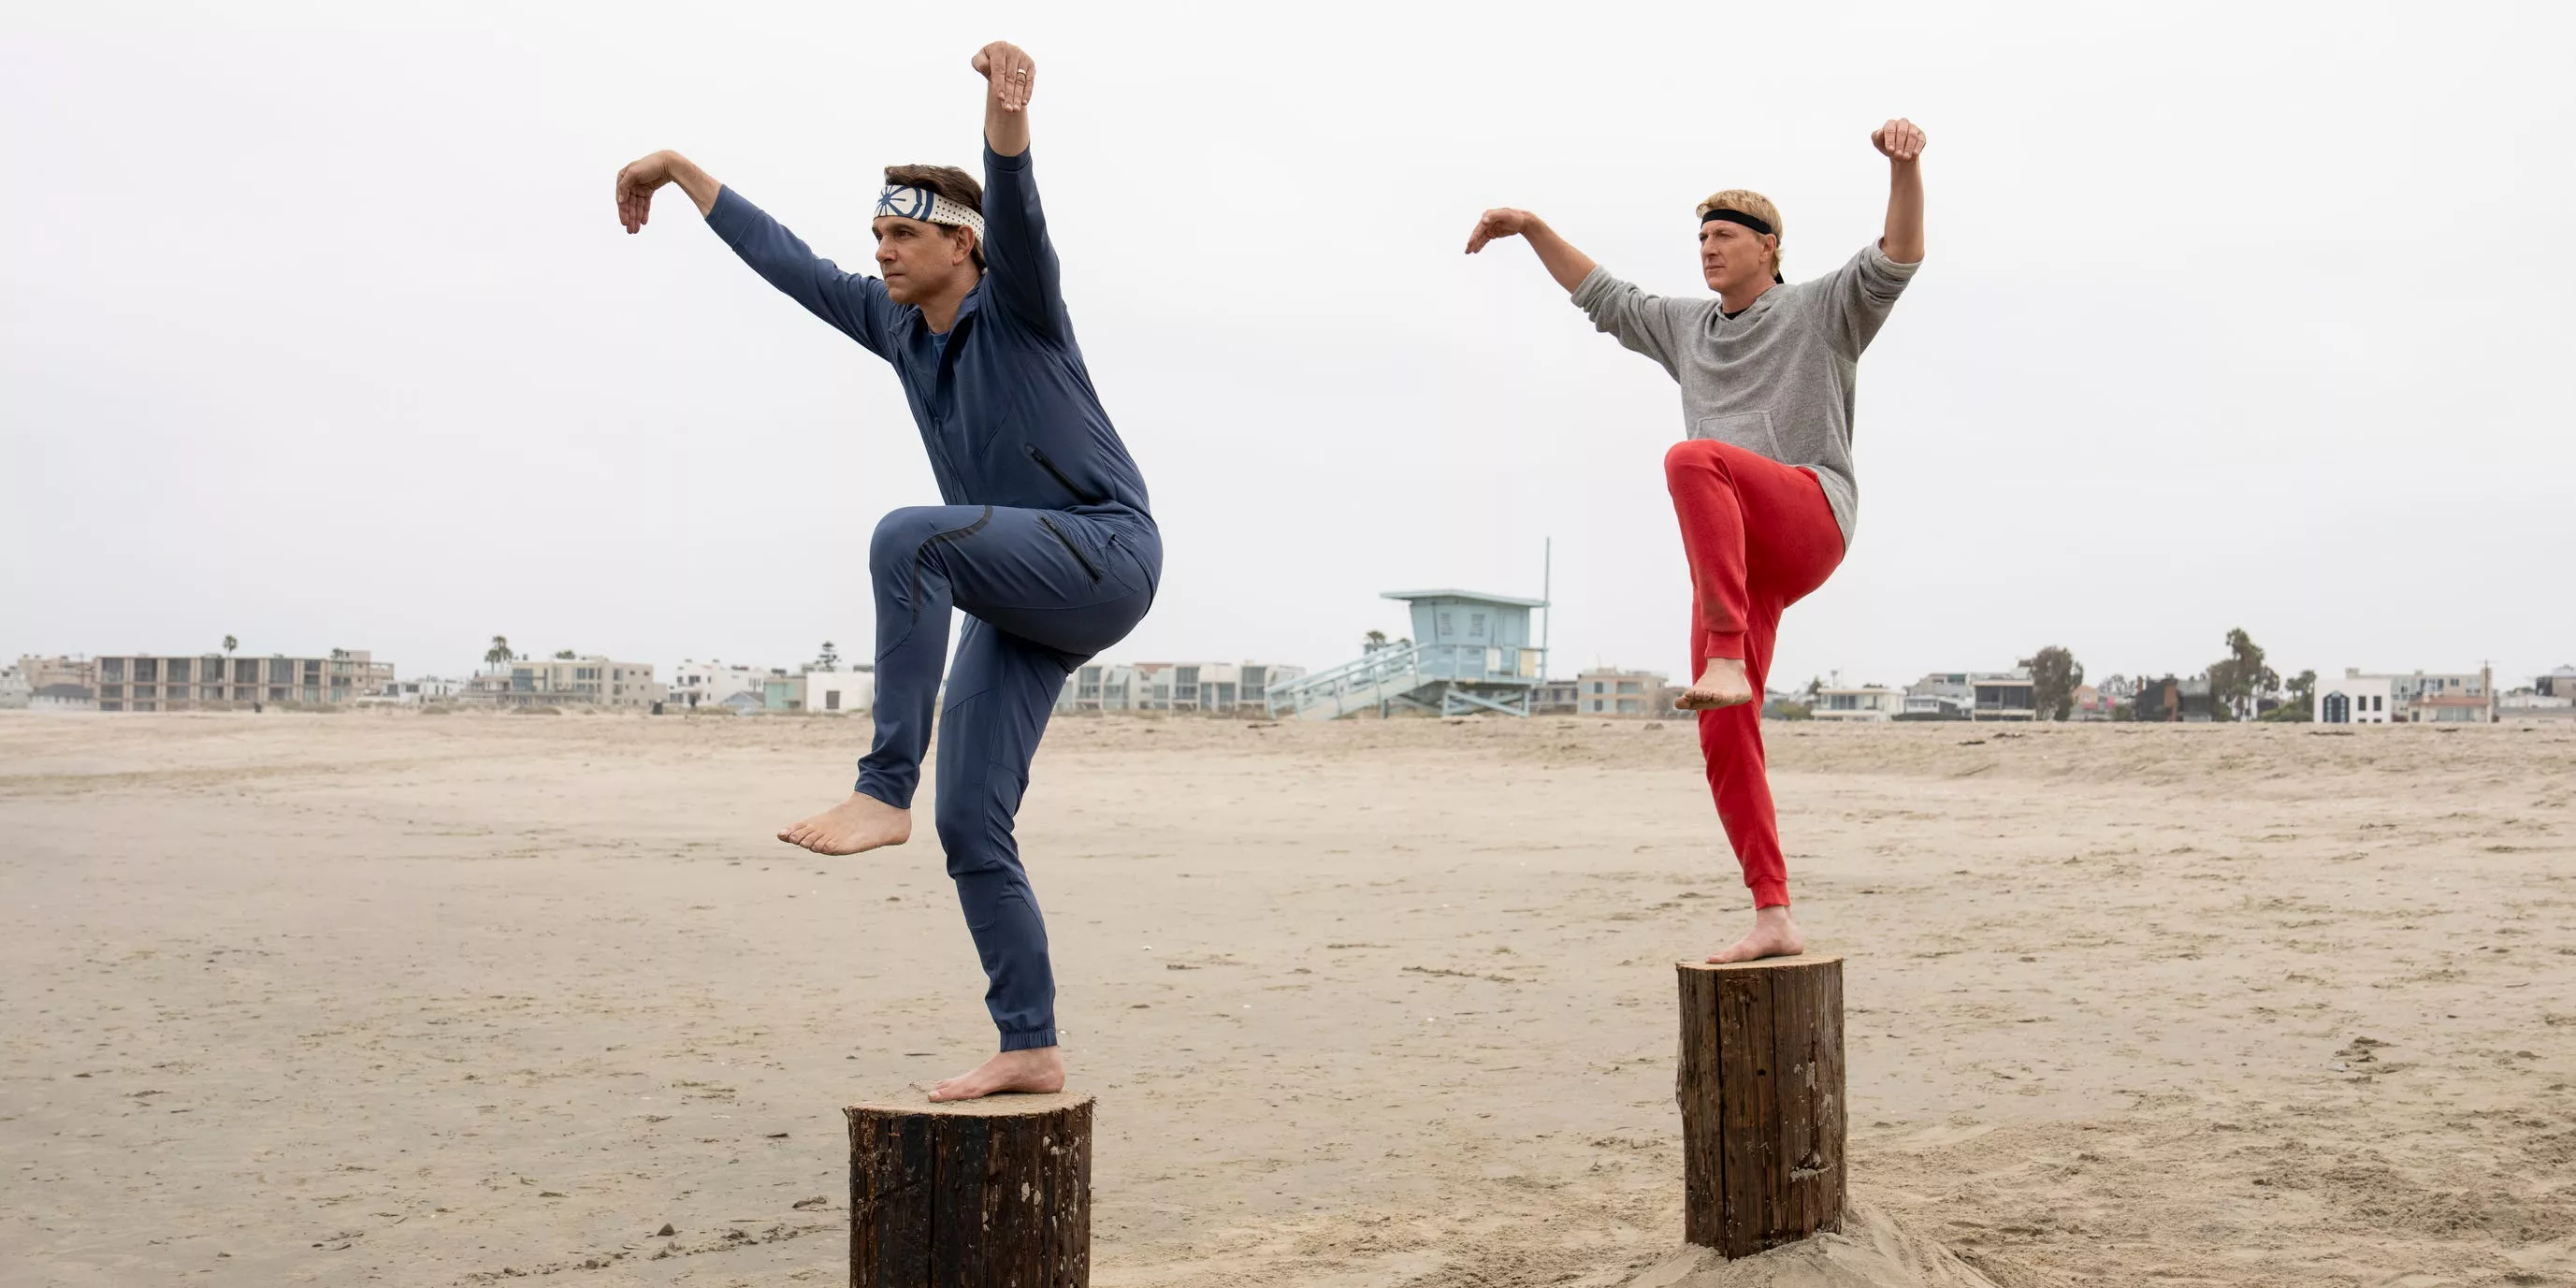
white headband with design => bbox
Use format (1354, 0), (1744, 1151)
(875, 185), (985, 239)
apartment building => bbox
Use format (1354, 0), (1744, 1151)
(1573, 668), (1671, 717)
(1056, 660), (1303, 714)
(469, 657), (664, 709)
(90, 651), (392, 712)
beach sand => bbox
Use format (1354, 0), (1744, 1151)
(3, 711), (2569, 1286)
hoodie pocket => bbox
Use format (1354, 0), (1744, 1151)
(1025, 443), (1107, 506)
(1694, 411), (1784, 458)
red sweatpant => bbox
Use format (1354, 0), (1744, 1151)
(1664, 440), (1845, 908)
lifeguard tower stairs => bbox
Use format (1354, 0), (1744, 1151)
(1266, 588), (1549, 720)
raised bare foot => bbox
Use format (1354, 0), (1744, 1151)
(927, 1047), (1065, 1103)
(777, 791), (911, 856)
(1675, 657), (1756, 711)
(1707, 904), (1803, 963)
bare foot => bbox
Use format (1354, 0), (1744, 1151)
(1675, 657), (1756, 711)
(927, 1047), (1065, 1103)
(777, 791), (911, 856)
(1707, 904), (1803, 963)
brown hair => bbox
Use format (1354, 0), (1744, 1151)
(883, 164), (985, 269)
(1695, 188), (1785, 282)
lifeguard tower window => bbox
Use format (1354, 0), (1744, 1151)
(1440, 613), (1454, 636)
(1470, 614), (1487, 637)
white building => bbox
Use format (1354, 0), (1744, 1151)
(2315, 672), (2396, 724)
(1813, 685), (1903, 721)
(29, 684), (97, 713)
(1057, 660), (1304, 714)
(1903, 672), (1972, 719)
(0, 662), (27, 709)
(802, 669), (875, 716)
(670, 659), (767, 710)
(2323, 667), (2493, 723)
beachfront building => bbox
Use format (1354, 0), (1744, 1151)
(1903, 672), (1972, 719)
(358, 675), (469, 706)
(2320, 667), (2494, 724)
(1971, 670), (2038, 721)
(669, 658), (766, 710)
(0, 662), (26, 709)
(802, 668), (873, 715)
(30, 684), (97, 712)
(2315, 672), (2396, 724)
(1570, 667), (1670, 717)
(1057, 660), (1303, 715)
(2499, 665), (2576, 723)
(1530, 677), (1582, 716)
(468, 656), (663, 710)
(89, 651), (392, 712)
(1813, 685), (1903, 721)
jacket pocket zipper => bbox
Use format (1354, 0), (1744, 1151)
(1025, 444), (1107, 505)
(1036, 515), (1104, 583)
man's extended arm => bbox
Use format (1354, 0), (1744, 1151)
(1870, 118), (1926, 264)
(613, 148), (897, 355)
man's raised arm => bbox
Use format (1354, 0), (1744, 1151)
(612, 148), (897, 356)
(1870, 118), (1926, 265)
(968, 40), (1068, 338)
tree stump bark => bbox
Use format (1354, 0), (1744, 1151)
(1676, 956), (1845, 1257)
(846, 1090), (1093, 1288)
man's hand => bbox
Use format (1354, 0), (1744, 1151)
(614, 150), (719, 232)
(1871, 118), (1927, 164)
(1464, 208), (1539, 254)
(1464, 208), (1596, 293)
(973, 41), (1036, 112)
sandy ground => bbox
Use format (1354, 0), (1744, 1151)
(2, 710), (2571, 1287)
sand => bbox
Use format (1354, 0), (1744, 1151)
(2, 710), (2570, 1287)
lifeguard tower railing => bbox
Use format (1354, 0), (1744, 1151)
(1265, 640), (1547, 720)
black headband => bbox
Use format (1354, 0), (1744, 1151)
(1700, 207), (1774, 237)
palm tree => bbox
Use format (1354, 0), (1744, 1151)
(222, 635), (238, 657)
(485, 635), (514, 672)
(1365, 630), (1387, 652)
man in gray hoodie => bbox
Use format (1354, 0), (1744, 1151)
(1465, 118), (1927, 963)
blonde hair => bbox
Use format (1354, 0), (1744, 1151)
(1695, 188), (1784, 281)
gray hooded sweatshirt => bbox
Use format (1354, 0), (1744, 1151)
(1570, 243), (1918, 547)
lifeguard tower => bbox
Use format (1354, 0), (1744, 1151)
(1266, 588), (1549, 719)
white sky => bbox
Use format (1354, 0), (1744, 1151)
(6, 1), (2572, 691)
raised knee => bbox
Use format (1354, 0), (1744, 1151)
(1664, 439), (1724, 481)
(869, 507), (944, 572)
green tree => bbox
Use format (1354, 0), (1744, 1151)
(485, 635), (514, 670)
(2207, 628), (2279, 721)
(2021, 645), (2085, 720)
(554, 649), (576, 660)
(1364, 630), (1388, 652)
(2261, 669), (2318, 722)
(222, 635), (238, 656)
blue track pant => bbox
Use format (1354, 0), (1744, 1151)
(855, 503), (1158, 1051)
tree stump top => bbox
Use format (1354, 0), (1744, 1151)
(1676, 953), (1843, 977)
(847, 1089), (1094, 1119)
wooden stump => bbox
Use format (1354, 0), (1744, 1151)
(1675, 956), (1845, 1257)
(846, 1090), (1093, 1288)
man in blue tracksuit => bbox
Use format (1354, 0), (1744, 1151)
(613, 39), (1155, 1101)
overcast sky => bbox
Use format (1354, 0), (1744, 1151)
(7, 1), (2571, 692)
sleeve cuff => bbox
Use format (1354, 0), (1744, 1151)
(1569, 263), (1616, 310)
(1863, 240), (1922, 277)
(706, 185), (752, 239)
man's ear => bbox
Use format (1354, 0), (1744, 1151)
(952, 226), (979, 268)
